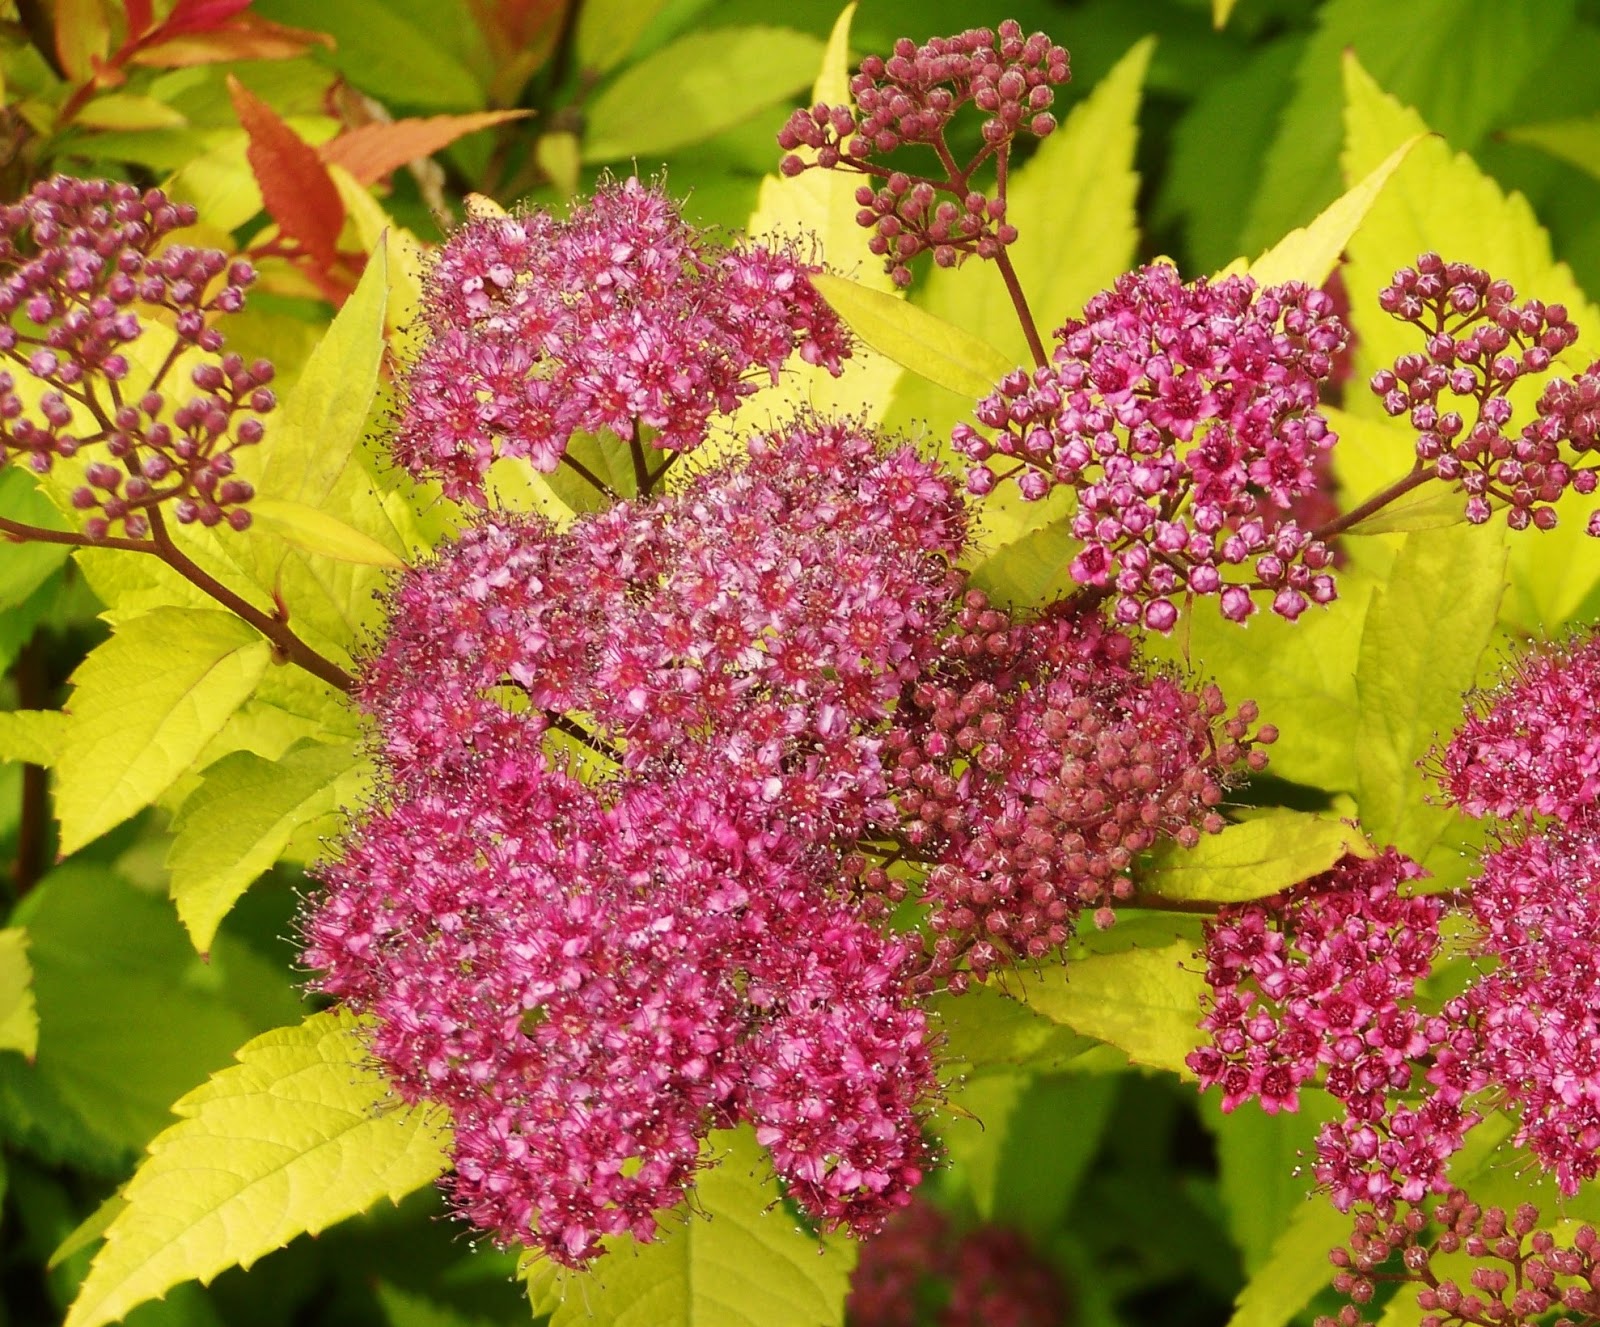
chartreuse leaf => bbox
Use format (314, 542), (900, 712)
(167, 740), (368, 956)
(934, 983), (1096, 1077)
(1225, 1195), (1352, 1327)
(8, 864), (301, 1159)
(0, 466), (69, 609)
(736, 4), (906, 437)
(1354, 523), (1506, 861)
(524, 1124), (854, 1327)
(1012, 937), (1207, 1076)
(1241, 134), (1424, 288)
(55, 609), (272, 855)
(1241, 0), (1569, 256)
(1323, 406), (1465, 535)
(63, 1008), (452, 1327)
(917, 38), (1154, 366)
(0, 709), (69, 766)
(1212, 0), (1240, 27)
(575, 0), (673, 76)
(0, 928), (38, 1060)
(810, 273), (1017, 403)
(1341, 54), (1600, 632)
(1142, 812), (1373, 903)
(582, 28), (824, 163)
(245, 497), (405, 568)
(964, 514), (1082, 612)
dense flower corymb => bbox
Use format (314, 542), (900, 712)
(0, 175), (272, 537)
(952, 262), (1349, 628)
(395, 177), (853, 500)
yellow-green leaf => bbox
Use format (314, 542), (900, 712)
(1142, 812), (1372, 903)
(582, 28), (824, 163)
(0, 709), (69, 766)
(524, 1124), (855, 1326)
(917, 38), (1154, 366)
(1243, 133), (1424, 289)
(55, 609), (272, 854)
(0, 928), (38, 1060)
(1355, 523), (1507, 860)
(167, 740), (367, 955)
(247, 497), (406, 568)
(810, 272), (1017, 402)
(1226, 1195), (1353, 1327)
(574, 0), (673, 75)
(1501, 116), (1600, 185)
(1213, 0), (1240, 28)
(74, 93), (188, 131)
(1340, 53), (1600, 633)
(64, 1009), (451, 1327)
(1014, 938), (1207, 1076)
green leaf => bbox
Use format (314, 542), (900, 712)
(1013, 937), (1207, 1077)
(9, 864), (302, 1159)
(965, 516), (1082, 612)
(167, 740), (367, 956)
(1141, 812), (1373, 903)
(1501, 116), (1600, 185)
(1340, 53), (1600, 634)
(1241, 0), (1571, 255)
(1225, 1194), (1352, 1327)
(933, 983), (1097, 1077)
(525, 1124), (854, 1327)
(52, 1192), (128, 1272)
(1241, 134), (1425, 288)
(582, 28), (824, 163)
(574, 0), (673, 75)
(0, 927), (39, 1060)
(254, 0), (483, 109)
(375, 1282), (490, 1327)
(74, 93), (188, 131)
(810, 272), (1018, 402)
(916, 38), (1154, 366)
(0, 709), (69, 766)
(0, 466), (70, 610)
(64, 1009), (452, 1327)
(55, 609), (272, 855)
(1354, 524), (1507, 859)
(246, 497), (406, 568)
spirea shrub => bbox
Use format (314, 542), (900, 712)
(11, 9), (1600, 1327)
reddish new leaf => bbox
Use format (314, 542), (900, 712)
(134, 15), (331, 66)
(321, 110), (530, 186)
(227, 75), (344, 269)
(157, 0), (255, 37)
(121, 0), (154, 37)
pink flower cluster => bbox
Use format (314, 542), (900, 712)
(394, 177), (852, 501)
(0, 175), (271, 537)
(306, 766), (933, 1266)
(953, 263), (1349, 629)
(845, 1200), (1070, 1327)
(1188, 852), (1467, 1210)
(873, 595), (1272, 987)
(777, 21), (1069, 285)
(362, 414), (967, 843)
(1373, 253), (1600, 533)
(1320, 1190), (1600, 1327)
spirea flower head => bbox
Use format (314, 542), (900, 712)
(1435, 626), (1600, 826)
(777, 22), (1069, 286)
(1453, 825), (1600, 1196)
(1319, 1190), (1600, 1327)
(394, 177), (852, 501)
(845, 1200), (1070, 1327)
(870, 594), (1273, 987)
(304, 765), (939, 1266)
(1188, 851), (1466, 1209)
(364, 414), (968, 844)
(0, 175), (270, 537)
(953, 262), (1348, 629)
(1371, 252), (1600, 533)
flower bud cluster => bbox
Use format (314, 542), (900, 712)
(954, 263), (1349, 628)
(394, 177), (852, 501)
(1319, 1190), (1600, 1327)
(845, 1200), (1070, 1327)
(1372, 253), (1600, 533)
(776, 22), (1069, 286)
(0, 175), (271, 537)
(870, 594), (1272, 987)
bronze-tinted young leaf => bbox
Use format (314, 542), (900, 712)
(227, 74), (345, 266)
(321, 110), (531, 186)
